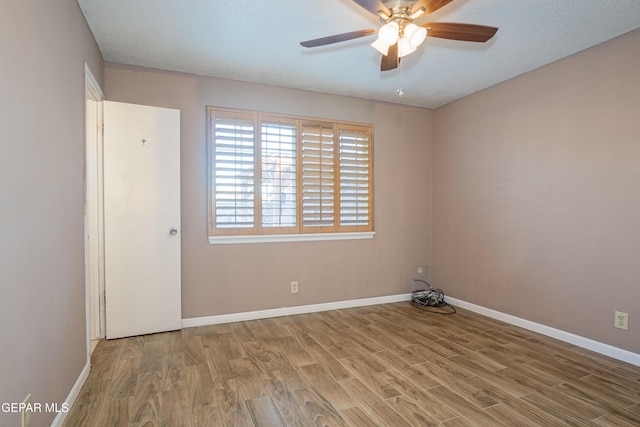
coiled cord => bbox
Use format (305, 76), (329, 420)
(411, 279), (456, 315)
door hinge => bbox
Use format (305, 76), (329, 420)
(99, 121), (104, 134)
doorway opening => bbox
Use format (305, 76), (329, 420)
(84, 63), (105, 356)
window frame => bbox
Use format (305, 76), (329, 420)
(207, 107), (374, 244)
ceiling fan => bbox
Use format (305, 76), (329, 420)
(300, 0), (498, 71)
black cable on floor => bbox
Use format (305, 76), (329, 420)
(410, 279), (457, 315)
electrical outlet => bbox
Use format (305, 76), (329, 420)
(290, 281), (299, 294)
(614, 311), (629, 330)
(21, 393), (31, 427)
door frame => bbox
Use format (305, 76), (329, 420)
(84, 63), (105, 358)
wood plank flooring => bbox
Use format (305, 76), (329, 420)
(63, 303), (640, 426)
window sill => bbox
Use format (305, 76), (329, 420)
(208, 231), (375, 245)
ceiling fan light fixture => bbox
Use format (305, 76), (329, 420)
(398, 36), (417, 57)
(371, 37), (390, 55)
(378, 21), (399, 45)
(404, 23), (427, 48)
(299, 0), (501, 73)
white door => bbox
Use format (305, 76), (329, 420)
(103, 101), (181, 339)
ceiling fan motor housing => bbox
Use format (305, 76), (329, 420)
(381, 0), (416, 22)
(380, 1), (422, 31)
(383, 0), (418, 9)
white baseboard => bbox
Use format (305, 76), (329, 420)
(181, 293), (412, 328)
(446, 296), (640, 367)
(50, 362), (90, 427)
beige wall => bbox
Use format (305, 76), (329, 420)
(0, 1), (103, 425)
(104, 64), (433, 318)
(433, 29), (640, 353)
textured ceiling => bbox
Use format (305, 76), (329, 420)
(77, 0), (640, 108)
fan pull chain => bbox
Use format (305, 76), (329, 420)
(397, 58), (404, 96)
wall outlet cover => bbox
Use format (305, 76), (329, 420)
(614, 311), (629, 330)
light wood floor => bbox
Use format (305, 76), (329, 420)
(63, 303), (640, 426)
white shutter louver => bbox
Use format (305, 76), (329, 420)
(339, 127), (371, 227)
(213, 117), (255, 228)
(301, 124), (335, 227)
(261, 122), (296, 227)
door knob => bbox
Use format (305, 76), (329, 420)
(169, 228), (178, 235)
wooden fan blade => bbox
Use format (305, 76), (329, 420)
(423, 22), (498, 42)
(300, 29), (377, 48)
(352, 0), (390, 16)
(411, 0), (455, 15)
(381, 43), (398, 71)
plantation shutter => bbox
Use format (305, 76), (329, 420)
(212, 112), (256, 231)
(339, 125), (371, 228)
(301, 123), (335, 228)
(208, 106), (373, 240)
(260, 119), (297, 229)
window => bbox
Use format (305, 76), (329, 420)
(208, 107), (374, 243)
